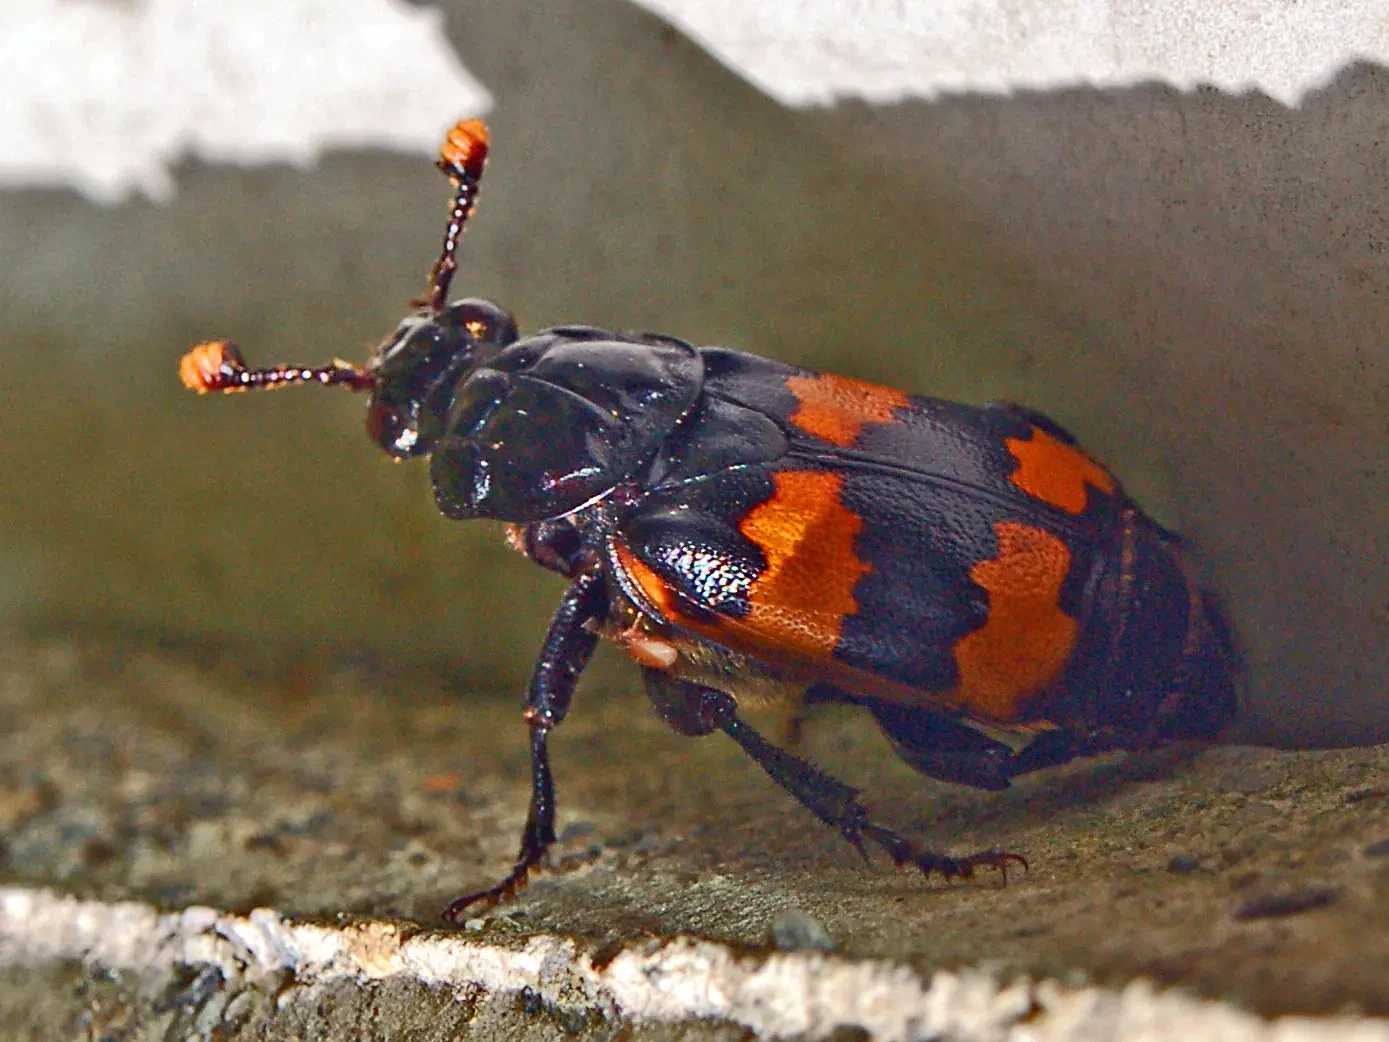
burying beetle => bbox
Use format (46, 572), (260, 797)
(181, 119), (1237, 922)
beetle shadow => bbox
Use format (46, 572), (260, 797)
(850, 735), (1211, 841)
(981, 743), (1209, 827)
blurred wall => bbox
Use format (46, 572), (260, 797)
(1, 0), (1384, 745)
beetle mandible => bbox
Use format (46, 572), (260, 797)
(180, 119), (1238, 922)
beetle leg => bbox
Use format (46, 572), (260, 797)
(506, 520), (586, 578)
(700, 690), (1027, 884)
(868, 701), (1094, 791)
(443, 569), (607, 922)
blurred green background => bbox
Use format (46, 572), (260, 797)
(2, 1), (1386, 745)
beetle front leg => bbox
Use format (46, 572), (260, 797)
(699, 689), (1027, 884)
(442, 568), (607, 923)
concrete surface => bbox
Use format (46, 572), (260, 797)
(4, 891), (1389, 1042)
(1, 0), (1386, 746)
(0, 0), (487, 202)
(631, 0), (1389, 105)
(1, 634), (1389, 1039)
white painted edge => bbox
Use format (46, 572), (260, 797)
(1, 887), (1386, 1041)
(627, 0), (1389, 108)
(0, 0), (489, 203)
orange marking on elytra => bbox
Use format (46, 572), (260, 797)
(952, 521), (1077, 722)
(611, 474), (872, 663)
(737, 471), (872, 658)
(786, 373), (910, 447)
(1006, 426), (1115, 514)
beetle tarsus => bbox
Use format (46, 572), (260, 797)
(442, 811), (553, 922)
(443, 860), (538, 922)
(860, 824), (1027, 884)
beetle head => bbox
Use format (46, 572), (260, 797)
(366, 298), (517, 458)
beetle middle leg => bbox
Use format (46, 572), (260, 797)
(442, 568), (607, 923)
(650, 674), (1025, 883)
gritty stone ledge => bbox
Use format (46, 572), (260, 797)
(2, 886), (1386, 1041)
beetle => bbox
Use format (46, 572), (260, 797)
(180, 119), (1238, 922)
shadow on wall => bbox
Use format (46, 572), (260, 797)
(0, 0), (1383, 748)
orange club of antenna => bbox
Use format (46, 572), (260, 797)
(421, 118), (492, 314)
(179, 340), (244, 393)
(438, 119), (489, 180)
(178, 118), (495, 397)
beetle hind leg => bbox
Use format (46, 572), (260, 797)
(691, 685), (1025, 885)
(868, 700), (1093, 792)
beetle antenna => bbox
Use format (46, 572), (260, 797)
(179, 340), (375, 394)
(417, 119), (490, 315)
(178, 121), (489, 397)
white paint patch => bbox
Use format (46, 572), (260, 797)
(0, 0), (488, 203)
(2, 886), (1387, 1040)
(629, 0), (1389, 107)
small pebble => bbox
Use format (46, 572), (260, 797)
(1217, 764), (1278, 795)
(420, 772), (465, 796)
(770, 908), (836, 952)
(1232, 886), (1338, 921)
(1167, 853), (1201, 874)
(1344, 787), (1385, 805)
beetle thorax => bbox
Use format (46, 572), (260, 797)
(428, 328), (705, 523)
